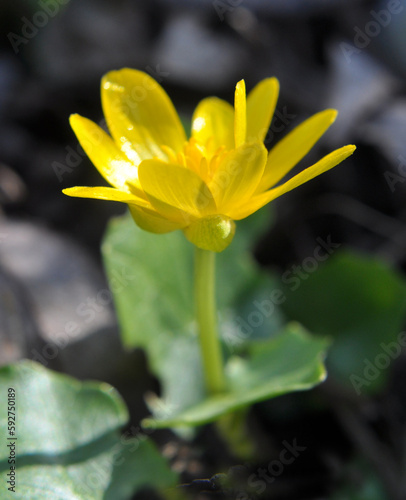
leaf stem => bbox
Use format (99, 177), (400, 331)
(194, 248), (226, 395)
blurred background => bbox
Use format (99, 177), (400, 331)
(1, 0), (406, 498)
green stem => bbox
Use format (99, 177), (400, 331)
(194, 248), (226, 395)
(217, 409), (256, 460)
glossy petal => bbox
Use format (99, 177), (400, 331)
(129, 205), (185, 234)
(69, 114), (139, 190)
(258, 109), (338, 192)
(234, 80), (247, 148)
(233, 145), (356, 220)
(138, 160), (217, 225)
(64, 69), (356, 252)
(101, 68), (186, 163)
(191, 97), (234, 154)
(62, 186), (149, 206)
(247, 77), (279, 143)
(209, 143), (267, 213)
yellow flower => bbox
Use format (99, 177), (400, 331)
(63, 69), (355, 252)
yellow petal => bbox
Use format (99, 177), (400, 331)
(258, 109), (338, 192)
(232, 145), (356, 220)
(209, 143), (267, 214)
(138, 160), (217, 225)
(246, 77), (279, 143)
(191, 97), (234, 155)
(101, 69), (187, 163)
(183, 215), (236, 252)
(69, 114), (139, 190)
(62, 185), (149, 206)
(234, 79), (247, 148)
(129, 205), (184, 234)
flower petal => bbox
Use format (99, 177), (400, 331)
(129, 205), (184, 234)
(62, 186), (149, 205)
(101, 69), (187, 163)
(246, 77), (279, 143)
(191, 97), (234, 154)
(234, 80), (247, 148)
(69, 114), (139, 190)
(138, 160), (217, 225)
(232, 145), (356, 220)
(257, 109), (338, 192)
(209, 143), (267, 214)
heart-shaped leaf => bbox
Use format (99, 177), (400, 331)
(0, 361), (177, 499)
(279, 250), (406, 394)
(102, 209), (281, 418)
(142, 324), (328, 428)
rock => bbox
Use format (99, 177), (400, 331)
(362, 99), (406, 164)
(152, 12), (248, 90)
(32, 0), (151, 86)
(0, 217), (152, 414)
(0, 163), (26, 206)
(0, 219), (115, 341)
(324, 43), (400, 144)
(0, 265), (40, 366)
(0, 218), (129, 380)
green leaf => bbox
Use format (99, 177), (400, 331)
(279, 250), (406, 394)
(331, 457), (389, 500)
(0, 361), (177, 499)
(142, 324), (328, 427)
(102, 212), (194, 351)
(101, 209), (280, 418)
(102, 211), (328, 429)
(0, 361), (128, 460)
(105, 437), (178, 500)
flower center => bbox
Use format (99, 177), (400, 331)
(161, 138), (227, 185)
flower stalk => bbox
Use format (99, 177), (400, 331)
(194, 247), (226, 395)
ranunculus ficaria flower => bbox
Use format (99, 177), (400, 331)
(63, 69), (355, 252)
